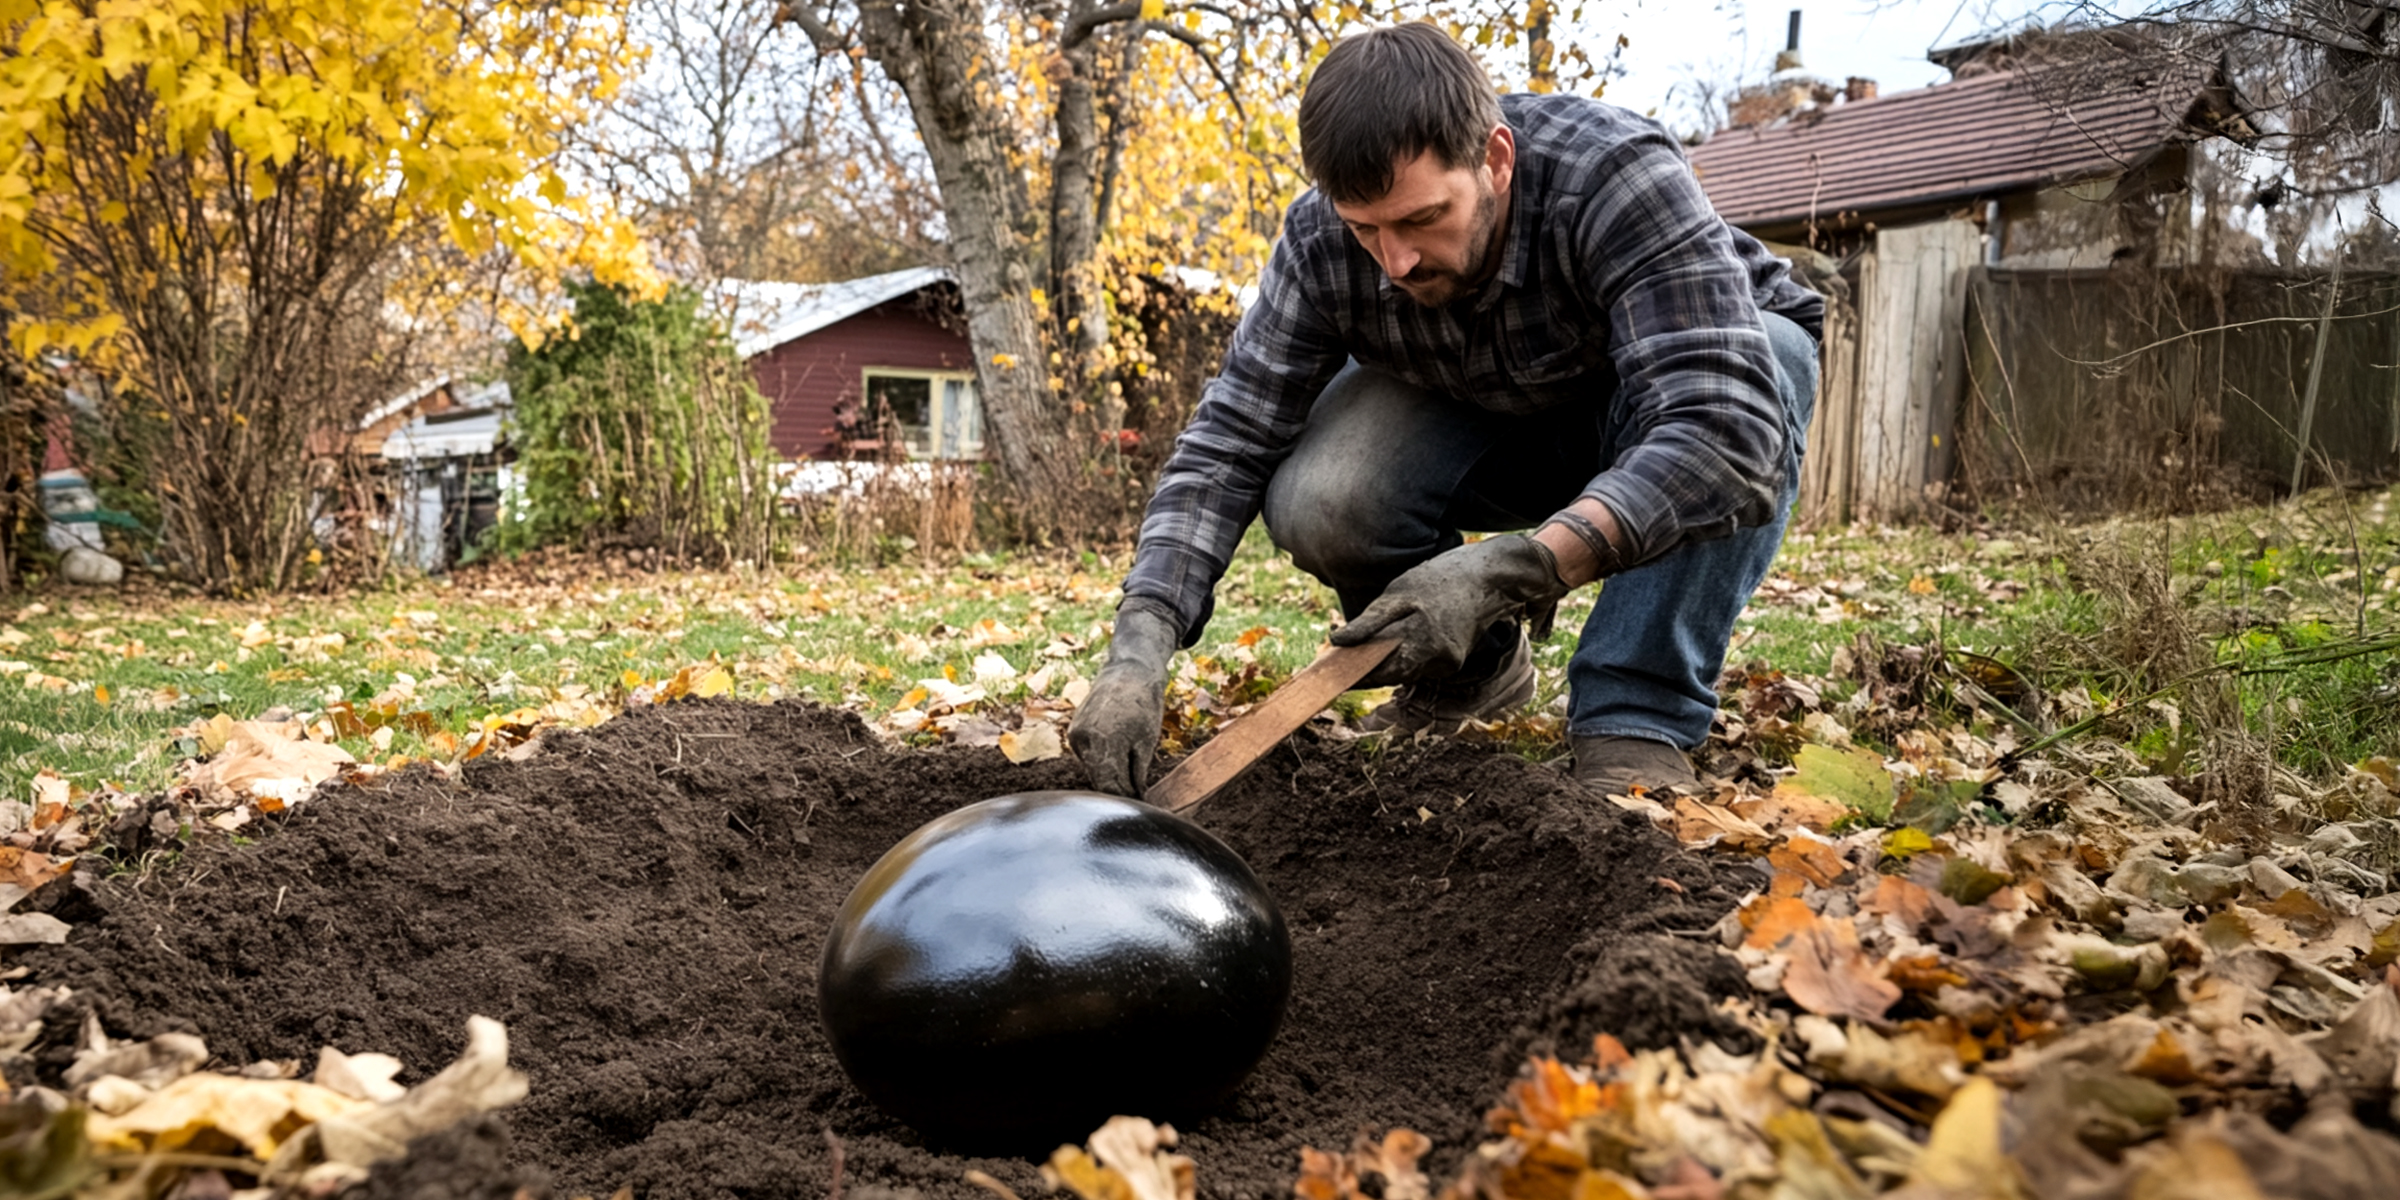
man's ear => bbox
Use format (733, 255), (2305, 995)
(1484, 124), (1516, 195)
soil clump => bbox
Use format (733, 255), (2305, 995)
(25, 702), (1748, 1199)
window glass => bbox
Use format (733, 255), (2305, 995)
(939, 378), (983, 458)
(865, 375), (934, 458)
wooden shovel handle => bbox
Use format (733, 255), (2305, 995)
(1149, 639), (1398, 816)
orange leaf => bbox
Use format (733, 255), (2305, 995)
(1235, 625), (1271, 647)
(1590, 1033), (1631, 1071)
(2127, 1026), (2204, 1086)
(1741, 895), (1817, 950)
(1887, 954), (1969, 993)
(1767, 837), (1849, 888)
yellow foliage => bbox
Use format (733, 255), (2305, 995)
(0, 0), (658, 355)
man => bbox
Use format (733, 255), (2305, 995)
(1069, 22), (1822, 799)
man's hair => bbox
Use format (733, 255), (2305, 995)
(1298, 23), (1503, 205)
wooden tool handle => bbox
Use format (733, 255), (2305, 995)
(1149, 639), (1397, 815)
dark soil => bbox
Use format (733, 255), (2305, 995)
(23, 702), (1750, 1200)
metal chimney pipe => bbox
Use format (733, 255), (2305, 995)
(1786, 10), (1802, 53)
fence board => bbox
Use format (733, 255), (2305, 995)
(1855, 219), (1981, 519)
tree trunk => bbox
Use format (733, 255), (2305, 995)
(1049, 2), (1110, 395)
(847, 0), (1077, 524)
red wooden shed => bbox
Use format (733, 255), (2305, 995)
(720, 267), (983, 462)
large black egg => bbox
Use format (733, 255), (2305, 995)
(819, 791), (1291, 1148)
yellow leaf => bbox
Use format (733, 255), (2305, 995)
(87, 1074), (367, 1158)
(1882, 827), (1935, 857)
(1899, 1078), (2024, 1197)
(94, 684), (110, 705)
(1138, 0), (1165, 20)
(692, 665), (732, 698)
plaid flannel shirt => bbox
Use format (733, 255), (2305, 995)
(1123, 92), (1824, 640)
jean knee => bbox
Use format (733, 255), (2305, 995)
(1262, 465), (1384, 582)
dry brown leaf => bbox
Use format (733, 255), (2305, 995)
(1000, 722), (1064, 764)
(1673, 796), (1772, 850)
(0, 846), (71, 894)
(1860, 875), (1938, 935)
(1780, 916), (1902, 1023)
(199, 720), (355, 803)
(1731, 788), (1853, 835)
(1767, 835), (1849, 888)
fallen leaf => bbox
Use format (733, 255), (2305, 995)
(1673, 796), (1772, 850)
(1768, 834), (1850, 888)
(1893, 1077), (2022, 1198)
(1044, 1117), (1195, 1200)
(691, 665), (733, 698)
(313, 1048), (407, 1104)
(1000, 723), (1064, 763)
(0, 913), (69, 945)
(1780, 916), (1902, 1023)
(1743, 895), (1820, 951)
(197, 720), (355, 803)
(0, 847), (70, 895)
(269, 1015), (529, 1180)
(86, 1074), (366, 1158)
(1781, 744), (1893, 821)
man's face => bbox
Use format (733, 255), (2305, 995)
(1331, 126), (1515, 308)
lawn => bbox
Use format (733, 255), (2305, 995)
(8, 484), (2398, 804)
(9, 485), (2400, 1199)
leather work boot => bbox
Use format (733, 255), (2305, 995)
(1359, 632), (1535, 736)
(1569, 735), (1697, 798)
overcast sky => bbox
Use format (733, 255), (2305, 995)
(1592, 0), (2061, 122)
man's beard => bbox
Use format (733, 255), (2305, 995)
(1393, 184), (1502, 309)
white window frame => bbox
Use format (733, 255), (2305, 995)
(860, 367), (983, 460)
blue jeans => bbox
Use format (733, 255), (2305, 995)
(1259, 311), (1819, 750)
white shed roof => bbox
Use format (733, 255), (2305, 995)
(717, 266), (956, 360)
(382, 407), (508, 461)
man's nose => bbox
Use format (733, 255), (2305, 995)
(1380, 233), (1418, 279)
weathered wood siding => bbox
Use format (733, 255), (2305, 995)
(1854, 219), (1980, 519)
(1798, 292), (1861, 527)
(747, 301), (975, 459)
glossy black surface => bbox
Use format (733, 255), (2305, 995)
(819, 791), (1291, 1148)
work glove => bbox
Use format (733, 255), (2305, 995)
(1068, 600), (1182, 799)
(1330, 535), (1570, 688)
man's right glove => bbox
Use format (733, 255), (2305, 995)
(1331, 534), (1570, 688)
(1067, 600), (1182, 799)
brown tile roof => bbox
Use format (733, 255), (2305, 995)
(1685, 64), (2212, 229)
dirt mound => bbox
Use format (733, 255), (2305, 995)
(26, 702), (1748, 1200)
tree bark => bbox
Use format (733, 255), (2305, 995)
(788, 0), (1075, 524)
(1049, 1), (1110, 393)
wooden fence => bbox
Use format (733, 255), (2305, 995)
(1798, 224), (2400, 523)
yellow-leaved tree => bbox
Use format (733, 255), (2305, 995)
(0, 0), (657, 593)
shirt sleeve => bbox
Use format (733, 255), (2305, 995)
(1120, 225), (1350, 643)
(1571, 134), (1790, 567)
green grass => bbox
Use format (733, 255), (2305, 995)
(8, 483), (2399, 800)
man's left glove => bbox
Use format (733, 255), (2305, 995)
(1067, 600), (1182, 799)
(1330, 535), (1571, 688)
